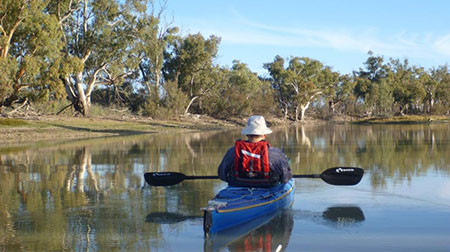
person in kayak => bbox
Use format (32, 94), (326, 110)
(218, 115), (293, 188)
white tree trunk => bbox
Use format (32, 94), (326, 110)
(75, 71), (90, 115)
(300, 101), (311, 122)
(184, 96), (199, 115)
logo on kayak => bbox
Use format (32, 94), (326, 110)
(335, 168), (354, 173)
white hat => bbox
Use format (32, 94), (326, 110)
(241, 115), (272, 135)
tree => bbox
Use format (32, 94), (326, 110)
(202, 61), (272, 118)
(228, 60), (266, 115)
(135, 0), (178, 103)
(263, 55), (292, 119)
(266, 56), (333, 122)
(0, 0), (63, 111)
(56, 0), (143, 116)
(388, 59), (426, 115)
(428, 65), (450, 114)
(327, 74), (357, 115)
(163, 33), (220, 115)
(354, 51), (393, 116)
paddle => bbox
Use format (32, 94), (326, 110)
(144, 167), (364, 187)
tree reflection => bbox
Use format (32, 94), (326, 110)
(275, 124), (450, 189)
(0, 123), (448, 250)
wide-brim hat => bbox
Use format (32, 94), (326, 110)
(241, 115), (272, 135)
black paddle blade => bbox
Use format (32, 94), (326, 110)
(320, 167), (364, 186)
(144, 172), (186, 186)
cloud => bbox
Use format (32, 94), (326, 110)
(227, 18), (444, 60)
(434, 34), (450, 56)
(173, 9), (449, 72)
(181, 10), (449, 62)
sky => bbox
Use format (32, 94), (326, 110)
(162, 0), (450, 76)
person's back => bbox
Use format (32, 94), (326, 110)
(218, 115), (292, 188)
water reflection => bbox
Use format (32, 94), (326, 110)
(0, 123), (449, 251)
(204, 209), (294, 252)
(292, 206), (365, 229)
(275, 124), (450, 189)
(204, 206), (365, 252)
(322, 206), (365, 225)
(145, 212), (201, 224)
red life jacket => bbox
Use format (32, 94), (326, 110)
(234, 140), (271, 184)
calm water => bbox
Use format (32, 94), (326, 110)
(1, 124), (449, 252)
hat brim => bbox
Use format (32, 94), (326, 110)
(241, 127), (272, 135)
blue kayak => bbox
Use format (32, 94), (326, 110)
(202, 179), (295, 235)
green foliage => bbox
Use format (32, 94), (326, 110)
(0, 58), (16, 101)
(0, 118), (29, 126)
(141, 80), (189, 118)
(200, 63), (276, 119)
(248, 80), (278, 116)
(163, 33), (221, 114)
(265, 56), (336, 121)
(162, 80), (189, 115)
(1, 1), (449, 120)
(0, 0), (63, 107)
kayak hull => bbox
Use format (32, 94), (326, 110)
(203, 179), (295, 235)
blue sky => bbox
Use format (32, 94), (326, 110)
(163, 0), (450, 76)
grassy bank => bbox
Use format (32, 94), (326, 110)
(353, 115), (450, 124)
(0, 114), (239, 144)
(1, 113), (449, 145)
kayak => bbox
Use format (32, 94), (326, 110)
(202, 178), (295, 235)
(143, 167), (363, 236)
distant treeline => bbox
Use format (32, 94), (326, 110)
(1, 0), (449, 121)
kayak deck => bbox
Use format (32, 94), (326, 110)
(203, 179), (295, 235)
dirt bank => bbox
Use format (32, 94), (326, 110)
(2, 114), (448, 145)
(0, 114), (241, 145)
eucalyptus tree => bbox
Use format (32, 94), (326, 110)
(163, 33), (221, 115)
(388, 59), (427, 115)
(0, 0), (63, 111)
(428, 65), (450, 114)
(354, 51), (393, 116)
(326, 73), (356, 115)
(228, 60), (265, 115)
(134, 0), (179, 103)
(263, 55), (292, 119)
(194, 65), (229, 118)
(54, 0), (143, 116)
(290, 58), (338, 121)
(202, 60), (271, 118)
(266, 56), (333, 122)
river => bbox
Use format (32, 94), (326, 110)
(1, 123), (449, 251)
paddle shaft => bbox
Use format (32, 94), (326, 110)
(185, 174), (320, 180)
(293, 174), (320, 178)
(184, 175), (219, 180)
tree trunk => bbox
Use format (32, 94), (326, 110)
(75, 72), (90, 116)
(329, 100), (340, 113)
(154, 55), (161, 101)
(299, 102), (311, 122)
(295, 105), (299, 121)
(184, 96), (199, 115)
(283, 103), (288, 120)
(62, 73), (90, 116)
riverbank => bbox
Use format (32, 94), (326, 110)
(353, 115), (450, 124)
(1, 114), (448, 145)
(0, 114), (241, 145)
